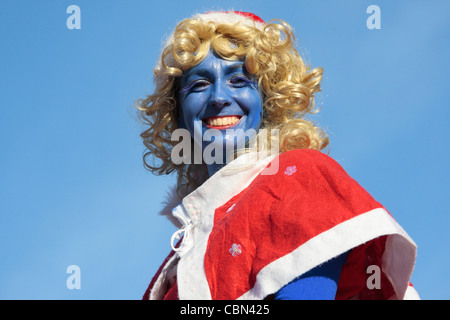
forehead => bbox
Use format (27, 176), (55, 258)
(183, 52), (245, 78)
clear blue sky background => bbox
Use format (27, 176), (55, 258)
(0, 0), (448, 300)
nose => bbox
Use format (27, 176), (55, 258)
(209, 83), (232, 109)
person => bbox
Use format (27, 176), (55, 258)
(136, 11), (420, 300)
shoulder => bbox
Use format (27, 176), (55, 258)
(255, 149), (381, 211)
(267, 149), (352, 184)
(278, 149), (344, 172)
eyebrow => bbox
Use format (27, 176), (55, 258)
(227, 62), (245, 71)
(184, 61), (246, 78)
(224, 62), (247, 76)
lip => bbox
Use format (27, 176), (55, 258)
(202, 115), (244, 129)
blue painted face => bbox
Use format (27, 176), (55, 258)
(177, 51), (263, 172)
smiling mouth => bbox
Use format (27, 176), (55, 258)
(203, 115), (242, 129)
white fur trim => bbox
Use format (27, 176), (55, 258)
(193, 11), (265, 29)
(404, 285), (421, 300)
(158, 184), (183, 228)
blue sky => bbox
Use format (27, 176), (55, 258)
(0, 0), (448, 299)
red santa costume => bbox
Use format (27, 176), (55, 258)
(143, 149), (420, 300)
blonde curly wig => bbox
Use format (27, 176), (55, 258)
(136, 11), (329, 198)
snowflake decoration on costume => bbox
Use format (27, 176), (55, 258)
(229, 243), (242, 257)
(226, 203), (236, 213)
(284, 165), (297, 176)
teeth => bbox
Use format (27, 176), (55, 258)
(206, 116), (240, 127)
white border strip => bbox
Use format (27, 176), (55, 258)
(238, 208), (417, 300)
(177, 152), (278, 300)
